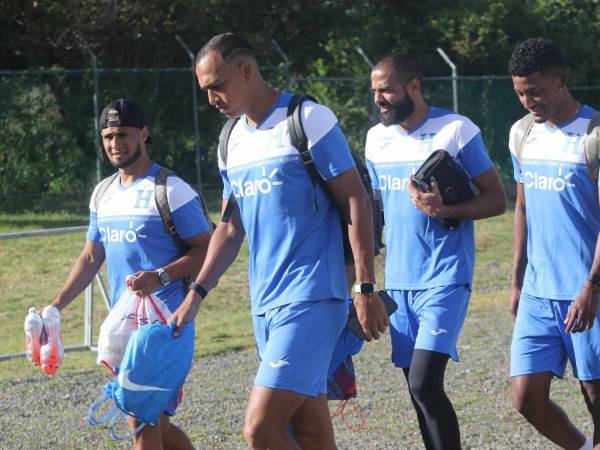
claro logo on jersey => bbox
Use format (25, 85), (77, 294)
(523, 167), (575, 192)
(378, 168), (416, 191)
(99, 222), (147, 243)
(231, 166), (283, 198)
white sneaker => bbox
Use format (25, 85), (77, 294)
(40, 306), (64, 375)
(24, 308), (44, 366)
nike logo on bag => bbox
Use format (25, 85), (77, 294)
(118, 370), (169, 392)
(268, 359), (290, 368)
(430, 329), (448, 336)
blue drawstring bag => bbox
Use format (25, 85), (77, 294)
(112, 322), (194, 426)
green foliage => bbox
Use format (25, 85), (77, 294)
(1, 0), (600, 195)
(0, 74), (95, 195)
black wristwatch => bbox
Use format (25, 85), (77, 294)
(589, 273), (600, 288)
(189, 282), (209, 299)
(354, 282), (378, 295)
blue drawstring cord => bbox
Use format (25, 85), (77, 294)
(88, 379), (145, 441)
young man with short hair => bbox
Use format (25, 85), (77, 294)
(49, 99), (211, 450)
(509, 37), (600, 450)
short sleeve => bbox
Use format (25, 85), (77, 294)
(171, 197), (210, 239)
(87, 183), (102, 241)
(217, 144), (233, 199)
(301, 102), (355, 180)
(508, 123), (522, 183)
(167, 177), (210, 239)
(220, 167), (232, 200)
(364, 130), (380, 190)
(457, 133), (494, 178)
(366, 157), (380, 190)
(86, 211), (101, 241)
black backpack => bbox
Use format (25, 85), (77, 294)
(218, 94), (384, 263)
(93, 167), (213, 255)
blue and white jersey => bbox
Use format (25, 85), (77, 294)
(219, 92), (355, 314)
(510, 105), (600, 300)
(87, 163), (210, 312)
(365, 107), (494, 289)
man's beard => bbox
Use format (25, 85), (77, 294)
(110, 143), (142, 169)
(378, 95), (415, 127)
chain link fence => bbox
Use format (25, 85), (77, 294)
(2, 67), (600, 213)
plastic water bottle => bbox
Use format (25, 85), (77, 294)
(24, 307), (44, 366)
(40, 305), (64, 375)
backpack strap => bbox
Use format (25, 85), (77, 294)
(218, 117), (239, 168)
(512, 113), (535, 170)
(93, 172), (119, 212)
(584, 111), (600, 184)
(287, 93), (333, 212)
(218, 118), (240, 223)
(220, 193), (237, 224)
(154, 167), (187, 253)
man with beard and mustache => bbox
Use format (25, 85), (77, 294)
(47, 99), (211, 450)
(508, 38), (600, 450)
(365, 54), (506, 450)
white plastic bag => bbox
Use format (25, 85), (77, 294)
(97, 279), (171, 371)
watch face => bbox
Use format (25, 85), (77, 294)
(362, 283), (375, 294)
(356, 283), (376, 294)
(158, 269), (171, 285)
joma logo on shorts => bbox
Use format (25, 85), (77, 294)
(523, 168), (575, 192)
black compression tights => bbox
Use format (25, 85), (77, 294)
(402, 349), (461, 450)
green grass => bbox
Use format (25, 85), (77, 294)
(0, 211), (89, 233)
(0, 193), (255, 380)
(0, 202), (513, 381)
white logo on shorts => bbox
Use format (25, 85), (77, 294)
(430, 328), (448, 336)
(268, 359), (290, 368)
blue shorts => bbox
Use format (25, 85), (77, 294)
(253, 299), (347, 397)
(511, 293), (600, 381)
(388, 285), (471, 368)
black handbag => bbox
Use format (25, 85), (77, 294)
(412, 149), (477, 229)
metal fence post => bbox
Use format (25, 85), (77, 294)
(356, 46), (378, 125)
(84, 283), (93, 348)
(436, 48), (458, 113)
(271, 39), (291, 91)
(95, 272), (112, 312)
(77, 35), (102, 183)
(176, 35), (202, 189)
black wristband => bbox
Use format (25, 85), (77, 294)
(189, 282), (208, 299)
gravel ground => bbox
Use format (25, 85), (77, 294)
(0, 295), (594, 450)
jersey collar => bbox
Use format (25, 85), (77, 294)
(116, 162), (159, 190)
